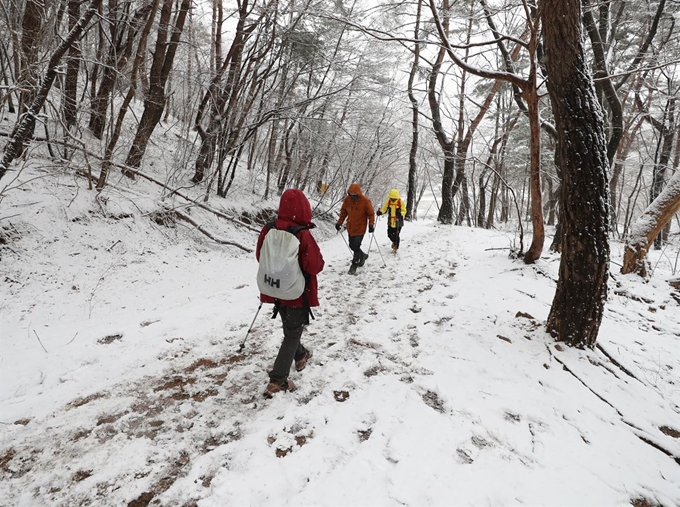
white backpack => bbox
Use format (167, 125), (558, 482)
(257, 224), (307, 300)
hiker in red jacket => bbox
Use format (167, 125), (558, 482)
(336, 182), (375, 274)
(256, 189), (324, 398)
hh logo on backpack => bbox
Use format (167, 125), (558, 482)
(257, 223), (308, 300)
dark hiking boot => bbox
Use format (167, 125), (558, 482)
(348, 263), (358, 275)
(263, 378), (295, 398)
(295, 349), (313, 372)
(357, 252), (368, 267)
(392, 244), (398, 253)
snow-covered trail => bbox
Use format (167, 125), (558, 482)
(1, 220), (680, 506)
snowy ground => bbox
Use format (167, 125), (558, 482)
(1, 167), (680, 506)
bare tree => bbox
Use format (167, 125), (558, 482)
(405, 0), (422, 221)
(428, 0), (545, 263)
(0, 0), (102, 182)
(124, 0), (192, 175)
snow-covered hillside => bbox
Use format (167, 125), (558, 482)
(1, 162), (680, 506)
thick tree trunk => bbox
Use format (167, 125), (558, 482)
(544, 0), (610, 348)
(428, 0), (455, 224)
(18, 0), (44, 116)
(621, 168), (680, 276)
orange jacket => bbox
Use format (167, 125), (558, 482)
(337, 183), (375, 236)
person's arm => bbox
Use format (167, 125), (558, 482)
(400, 199), (407, 217)
(299, 232), (324, 276)
(337, 199), (348, 226)
(255, 227), (268, 261)
(367, 199), (375, 227)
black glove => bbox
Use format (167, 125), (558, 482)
(335, 223), (341, 232)
(376, 210), (382, 216)
(369, 225), (375, 233)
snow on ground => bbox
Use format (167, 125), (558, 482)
(1, 167), (680, 507)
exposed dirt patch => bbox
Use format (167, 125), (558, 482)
(184, 358), (223, 373)
(128, 452), (191, 506)
(96, 411), (127, 426)
(13, 418), (31, 426)
(631, 499), (662, 507)
(333, 390), (350, 402)
(0, 448), (16, 474)
(73, 469), (93, 482)
(98, 333), (123, 344)
(660, 426), (680, 438)
(154, 375), (196, 392)
(364, 365), (382, 377)
(67, 392), (108, 409)
(149, 210), (178, 228)
(275, 446), (293, 458)
(238, 208), (277, 226)
(71, 429), (92, 441)
(358, 428), (372, 442)
(192, 388), (219, 402)
(422, 390), (445, 413)
(128, 491), (154, 507)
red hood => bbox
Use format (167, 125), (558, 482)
(277, 189), (314, 227)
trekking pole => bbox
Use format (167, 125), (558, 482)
(238, 302), (263, 352)
(373, 231), (386, 267)
(366, 216), (386, 267)
(366, 217), (376, 254)
(339, 228), (353, 253)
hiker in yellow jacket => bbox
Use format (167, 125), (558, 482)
(376, 189), (407, 252)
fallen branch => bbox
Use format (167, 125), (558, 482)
(32, 329), (48, 353)
(173, 209), (252, 252)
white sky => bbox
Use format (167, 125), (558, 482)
(1, 154), (680, 505)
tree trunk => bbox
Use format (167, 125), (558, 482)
(96, 0), (159, 191)
(621, 164), (680, 276)
(650, 98), (676, 249)
(544, 0), (610, 348)
(0, 0), (101, 182)
(427, 0), (455, 224)
(62, 0), (81, 132)
(522, 30), (545, 264)
(124, 0), (191, 173)
(406, 0), (422, 221)
(18, 0), (45, 116)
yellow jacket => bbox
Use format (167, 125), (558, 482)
(379, 189), (407, 228)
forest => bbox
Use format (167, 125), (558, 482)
(1, 0), (679, 348)
(2, 2), (680, 505)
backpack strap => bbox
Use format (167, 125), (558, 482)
(285, 225), (314, 322)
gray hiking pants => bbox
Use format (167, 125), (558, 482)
(270, 306), (308, 384)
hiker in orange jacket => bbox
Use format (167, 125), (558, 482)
(335, 183), (375, 273)
(376, 189), (407, 252)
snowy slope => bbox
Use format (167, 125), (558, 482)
(2, 178), (680, 507)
